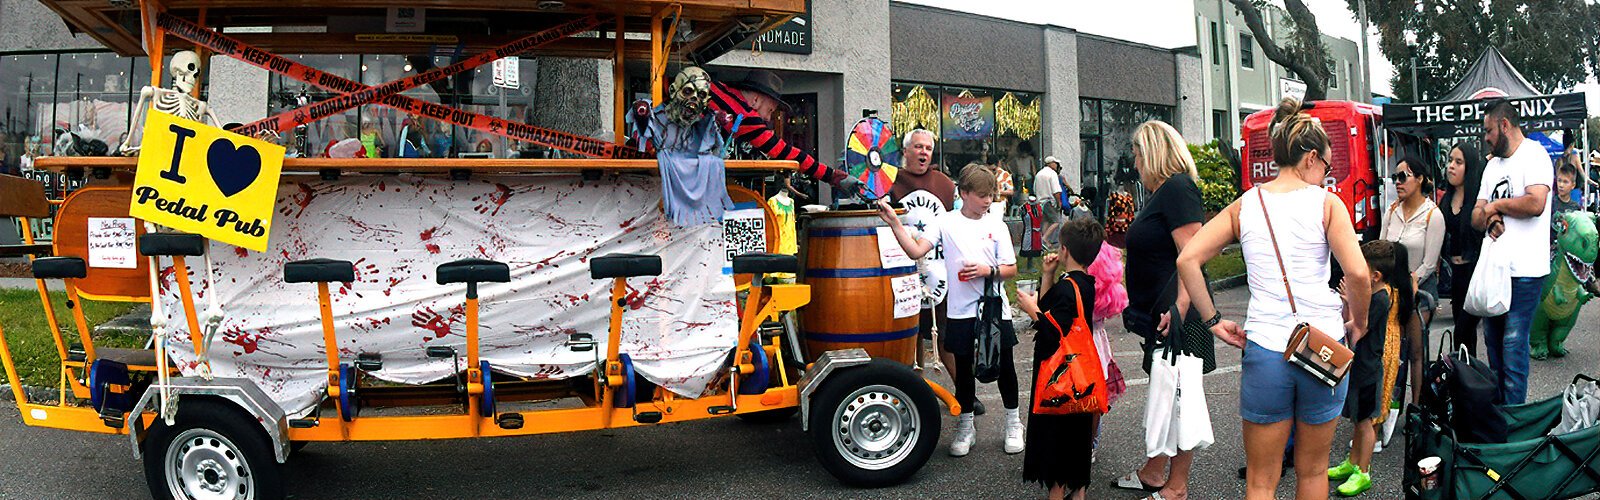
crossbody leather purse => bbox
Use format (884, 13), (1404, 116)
(1257, 188), (1353, 387)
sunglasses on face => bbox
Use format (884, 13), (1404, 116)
(1390, 171), (1415, 183)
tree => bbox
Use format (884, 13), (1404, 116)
(1349, 0), (1600, 102)
(1229, 0), (1334, 101)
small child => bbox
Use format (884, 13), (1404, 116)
(1016, 218), (1104, 500)
(1554, 162), (1582, 215)
(1329, 240), (1414, 497)
(878, 163), (1022, 458)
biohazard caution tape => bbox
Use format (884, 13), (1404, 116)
(156, 13), (651, 159)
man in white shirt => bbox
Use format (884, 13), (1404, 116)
(1471, 98), (1553, 406)
(1034, 156), (1063, 210)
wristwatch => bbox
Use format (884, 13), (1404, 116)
(1202, 312), (1222, 328)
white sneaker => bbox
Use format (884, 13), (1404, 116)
(1004, 408), (1025, 454)
(950, 414), (976, 457)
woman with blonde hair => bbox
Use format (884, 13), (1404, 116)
(1112, 120), (1210, 500)
(1175, 98), (1370, 499)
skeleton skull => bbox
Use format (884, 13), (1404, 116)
(665, 66), (711, 127)
(169, 51), (200, 94)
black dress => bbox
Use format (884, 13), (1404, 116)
(1023, 271), (1097, 490)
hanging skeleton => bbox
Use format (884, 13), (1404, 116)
(121, 51), (222, 156)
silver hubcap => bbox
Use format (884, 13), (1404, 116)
(833, 384), (919, 470)
(165, 428), (253, 500)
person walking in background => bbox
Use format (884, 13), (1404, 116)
(1328, 240), (1414, 497)
(878, 165), (1023, 457)
(1036, 156), (1064, 213)
(1442, 143), (1487, 356)
(1114, 120), (1209, 500)
(1016, 218), (1105, 500)
(1472, 98), (1553, 405)
(1174, 98), (1371, 500)
(992, 162), (1016, 216)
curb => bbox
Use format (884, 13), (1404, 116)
(0, 383), (60, 403)
(1208, 273), (1248, 291)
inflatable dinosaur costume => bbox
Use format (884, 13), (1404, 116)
(1531, 211), (1597, 359)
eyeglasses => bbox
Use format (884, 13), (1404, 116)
(1390, 171), (1412, 183)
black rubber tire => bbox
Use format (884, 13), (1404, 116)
(142, 398), (286, 500)
(808, 358), (939, 487)
(736, 406), (800, 424)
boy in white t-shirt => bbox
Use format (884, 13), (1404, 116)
(1471, 98), (1553, 406)
(879, 164), (1021, 458)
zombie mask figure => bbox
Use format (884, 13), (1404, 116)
(665, 66), (712, 127)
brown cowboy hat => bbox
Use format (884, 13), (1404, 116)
(727, 69), (792, 114)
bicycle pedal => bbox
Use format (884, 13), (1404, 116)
(633, 411), (662, 424)
(496, 413), (524, 430)
(708, 406), (735, 415)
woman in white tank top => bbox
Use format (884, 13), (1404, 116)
(1170, 98), (1371, 500)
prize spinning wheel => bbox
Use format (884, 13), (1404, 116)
(844, 117), (901, 200)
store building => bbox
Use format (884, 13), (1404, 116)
(0, 0), (1205, 214)
(1194, 0), (1371, 147)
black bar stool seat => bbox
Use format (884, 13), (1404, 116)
(284, 258), (356, 284)
(138, 233), (205, 257)
(590, 253), (662, 279)
(731, 253), (797, 275)
(436, 259), (511, 284)
(31, 256), (87, 279)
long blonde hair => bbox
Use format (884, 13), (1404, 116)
(1131, 120), (1199, 186)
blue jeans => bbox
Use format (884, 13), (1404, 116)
(1482, 277), (1542, 405)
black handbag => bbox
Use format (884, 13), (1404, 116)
(1137, 274), (1217, 374)
(974, 269), (1004, 384)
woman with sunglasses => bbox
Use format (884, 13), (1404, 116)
(1380, 157), (1445, 319)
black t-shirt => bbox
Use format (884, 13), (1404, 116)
(1124, 175), (1205, 316)
(1034, 271), (1097, 361)
(1440, 190), (1484, 263)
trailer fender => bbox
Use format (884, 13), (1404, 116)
(126, 377), (291, 463)
(796, 348), (871, 432)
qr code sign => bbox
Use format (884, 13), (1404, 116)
(723, 209), (768, 264)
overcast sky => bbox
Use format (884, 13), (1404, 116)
(898, 0), (1600, 115)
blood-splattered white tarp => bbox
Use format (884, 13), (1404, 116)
(152, 174), (740, 416)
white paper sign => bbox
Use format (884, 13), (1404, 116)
(723, 206), (767, 274)
(876, 226), (915, 269)
(891, 274), (921, 319)
(87, 217), (137, 269)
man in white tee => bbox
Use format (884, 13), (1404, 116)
(1471, 98), (1552, 406)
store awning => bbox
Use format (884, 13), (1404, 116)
(1381, 92), (1588, 138)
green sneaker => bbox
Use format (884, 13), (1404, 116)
(1328, 459), (1359, 480)
(1336, 470), (1373, 497)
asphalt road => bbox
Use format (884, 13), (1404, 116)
(3, 285), (1600, 499)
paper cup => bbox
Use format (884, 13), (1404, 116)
(1418, 456), (1441, 490)
(1016, 279), (1039, 295)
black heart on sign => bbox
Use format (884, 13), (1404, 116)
(207, 139), (262, 197)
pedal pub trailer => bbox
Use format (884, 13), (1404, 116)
(0, 2), (959, 498)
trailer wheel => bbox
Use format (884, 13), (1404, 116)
(808, 358), (938, 487)
(143, 399), (285, 500)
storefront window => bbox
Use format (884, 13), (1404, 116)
(1079, 97), (1174, 213)
(270, 55), (359, 157)
(0, 54), (58, 173)
(891, 82), (1041, 211)
(54, 52), (134, 157)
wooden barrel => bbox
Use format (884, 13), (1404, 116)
(799, 210), (918, 366)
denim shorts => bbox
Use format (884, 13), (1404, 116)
(1240, 340), (1350, 425)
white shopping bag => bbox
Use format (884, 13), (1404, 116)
(1145, 349), (1214, 457)
(1464, 234), (1511, 317)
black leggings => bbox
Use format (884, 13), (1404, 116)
(953, 336), (1020, 413)
(1449, 261), (1481, 356)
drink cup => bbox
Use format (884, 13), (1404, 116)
(1418, 456), (1441, 490)
(1016, 279), (1039, 295)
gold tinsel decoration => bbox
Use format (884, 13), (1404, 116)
(995, 92), (1041, 139)
(892, 85), (939, 138)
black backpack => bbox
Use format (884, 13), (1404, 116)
(1422, 333), (1508, 444)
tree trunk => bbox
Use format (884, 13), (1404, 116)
(1228, 0), (1331, 101)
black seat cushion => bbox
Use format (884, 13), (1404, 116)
(436, 259), (511, 284)
(284, 258), (356, 283)
(590, 253), (662, 279)
(731, 253), (798, 275)
(139, 233), (206, 257)
(31, 256), (87, 279)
